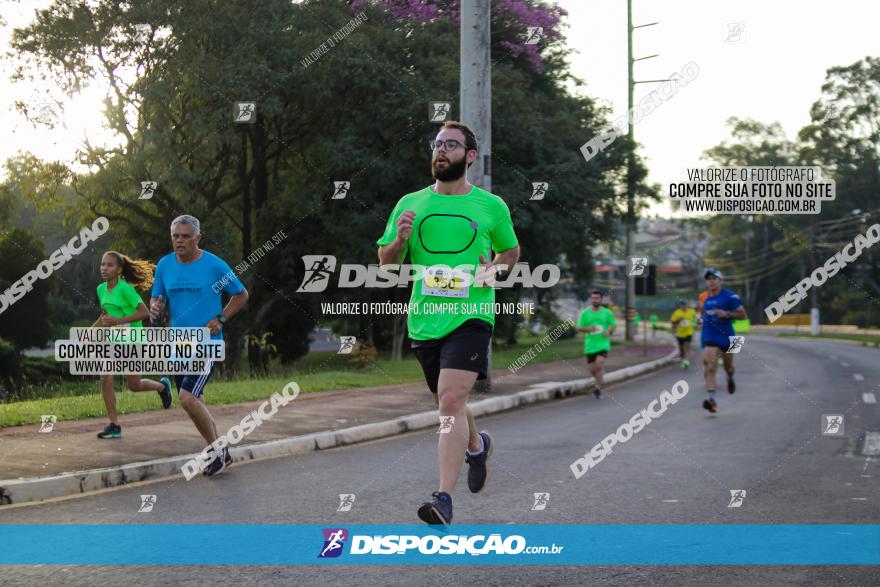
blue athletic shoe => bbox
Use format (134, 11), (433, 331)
(465, 431), (493, 493)
(418, 491), (453, 526)
(159, 377), (173, 409)
(97, 423), (122, 439)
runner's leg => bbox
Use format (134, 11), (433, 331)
(433, 394), (481, 453)
(125, 374), (164, 392)
(179, 389), (219, 445)
(721, 352), (735, 377)
(437, 367), (479, 495)
(100, 374), (117, 424)
(593, 354), (606, 389)
(703, 346), (719, 390)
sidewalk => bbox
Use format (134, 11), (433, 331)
(0, 335), (675, 503)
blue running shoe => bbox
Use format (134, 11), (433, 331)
(465, 431), (493, 493)
(159, 377), (173, 409)
(97, 423), (122, 439)
(417, 491), (453, 526)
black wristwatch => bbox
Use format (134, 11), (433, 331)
(217, 314), (227, 325)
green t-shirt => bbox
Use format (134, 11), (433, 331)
(97, 279), (145, 328)
(577, 306), (616, 354)
(376, 185), (519, 340)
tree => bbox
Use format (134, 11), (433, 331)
(0, 228), (55, 349)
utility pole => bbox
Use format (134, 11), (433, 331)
(461, 0), (493, 391)
(625, 0), (663, 341)
(461, 0), (491, 191)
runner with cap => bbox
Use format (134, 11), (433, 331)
(700, 268), (746, 413)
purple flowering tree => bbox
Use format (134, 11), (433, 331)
(350, 0), (566, 72)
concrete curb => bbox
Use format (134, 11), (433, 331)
(0, 347), (679, 507)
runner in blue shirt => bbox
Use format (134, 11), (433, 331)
(700, 268), (746, 413)
(150, 215), (249, 476)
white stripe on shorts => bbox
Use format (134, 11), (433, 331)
(190, 361), (214, 398)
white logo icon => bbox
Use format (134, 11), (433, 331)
(727, 489), (746, 508)
(296, 255), (337, 293)
(234, 102), (256, 123)
(437, 416), (455, 434)
(338, 336), (356, 354)
(140, 181), (157, 200)
(725, 22), (745, 43)
(629, 257), (648, 276)
(31, 101), (60, 126)
(38, 415), (57, 433)
(531, 492), (550, 510)
(133, 24), (150, 43)
(138, 494), (157, 513)
(822, 414), (844, 436)
(337, 493), (356, 512)
(332, 181), (350, 200)
(530, 182), (548, 201)
(429, 102), (451, 122)
(524, 27), (544, 45)
(727, 336), (745, 354)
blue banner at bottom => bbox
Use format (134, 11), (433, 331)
(1, 525), (878, 565)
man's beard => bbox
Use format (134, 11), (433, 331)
(432, 154), (467, 181)
(591, 301), (601, 308)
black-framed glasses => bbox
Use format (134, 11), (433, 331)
(429, 139), (466, 152)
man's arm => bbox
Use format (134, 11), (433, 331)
(378, 237), (408, 266)
(378, 210), (414, 266)
(206, 289), (249, 335)
(492, 245), (520, 274)
(729, 305), (747, 320)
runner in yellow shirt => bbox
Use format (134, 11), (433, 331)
(670, 299), (697, 368)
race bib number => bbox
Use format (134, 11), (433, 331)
(679, 319), (691, 328)
(590, 325), (604, 334)
(421, 266), (469, 298)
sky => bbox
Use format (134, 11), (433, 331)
(1, 0), (879, 217)
(556, 0), (880, 215)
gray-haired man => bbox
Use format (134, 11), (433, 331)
(149, 215), (249, 476)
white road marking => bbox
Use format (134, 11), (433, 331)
(863, 393), (877, 404)
(662, 499), (679, 503)
(853, 373), (865, 381)
(862, 432), (880, 457)
(841, 362), (850, 367)
(851, 497), (868, 501)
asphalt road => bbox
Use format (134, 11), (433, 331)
(1, 335), (878, 586)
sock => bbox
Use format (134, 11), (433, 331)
(708, 390), (717, 399)
(466, 435), (485, 457)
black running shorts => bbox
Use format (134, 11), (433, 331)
(411, 318), (492, 394)
(586, 350), (608, 364)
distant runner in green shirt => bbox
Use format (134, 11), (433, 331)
(576, 290), (617, 399)
(378, 121), (520, 526)
(93, 251), (172, 439)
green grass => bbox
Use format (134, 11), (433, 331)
(1, 333), (596, 428)
(778, 332), (880, 345)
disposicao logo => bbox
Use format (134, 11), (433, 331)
(319, 528), (349, 558)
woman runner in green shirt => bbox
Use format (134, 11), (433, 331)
(93, 251), (172, 439)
